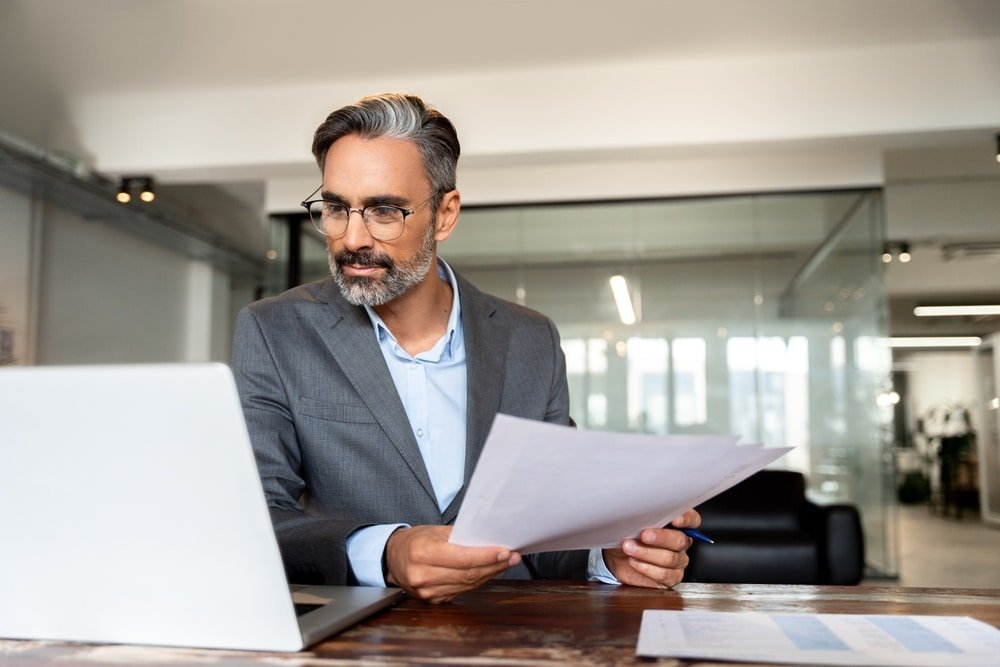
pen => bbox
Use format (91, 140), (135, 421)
(681, 528), (715, 544)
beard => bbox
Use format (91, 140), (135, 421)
(329, 223), (437, 307)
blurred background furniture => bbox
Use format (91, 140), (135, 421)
(686, 470), (865, 585)
(937, 433), (979, 518)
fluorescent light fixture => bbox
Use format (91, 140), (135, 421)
(914, 305), (1000, 317)
(609, 275), (636, 325)
(889, 336), (982, 348)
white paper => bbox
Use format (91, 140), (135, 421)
(637, 610), (1000, 667)
(449, 414), (791, 553)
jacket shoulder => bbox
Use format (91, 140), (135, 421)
(243, 278), (336, 316)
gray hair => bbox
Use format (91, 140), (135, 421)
(311, 93), (460, 210)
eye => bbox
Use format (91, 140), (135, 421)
(367, 205), (403, 222)
(323, 202), (349, 218)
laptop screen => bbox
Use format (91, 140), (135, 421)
(0, 364), (308, 651)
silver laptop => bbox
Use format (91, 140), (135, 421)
(0, 363), (403, 652)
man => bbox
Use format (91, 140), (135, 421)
(232, 93), (700, 603)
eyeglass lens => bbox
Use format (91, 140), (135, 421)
(307, 202), (406, 241)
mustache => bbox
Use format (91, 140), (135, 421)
(334, 250), (394, 270)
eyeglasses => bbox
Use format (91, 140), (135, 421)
(301, 186), (439, 241)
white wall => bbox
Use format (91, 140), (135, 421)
(35, 204), (232, 364)
(183, 261), (234, 363)
(0, 184), (37, 364)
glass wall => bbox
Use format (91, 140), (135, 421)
(270, 188), (897, 577)
(449, 190), (896, 577)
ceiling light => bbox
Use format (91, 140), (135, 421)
(115, 179), (131, 204)
(914, 305), (1000, 317)
(138, 177), (155, 203)
(882, 241), (914, 264)
(609, 275), (636, 325)
(897, 242), (911, 263)
(115, 176), (156, 204)
(888, 337), (982, 348)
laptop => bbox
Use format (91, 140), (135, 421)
(0, 363), (404, 652)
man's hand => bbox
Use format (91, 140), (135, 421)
(384, 525), (521, 604)
(602, 509), (701, 589)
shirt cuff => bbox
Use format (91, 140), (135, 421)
(586, 547), (620, 585)
(346, 523), (409, 587)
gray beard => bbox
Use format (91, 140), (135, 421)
(329, 224), (437, 307)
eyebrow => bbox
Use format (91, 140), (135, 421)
(320, 191), (411, 208)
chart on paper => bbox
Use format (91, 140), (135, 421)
(637, 610), (1000, 667)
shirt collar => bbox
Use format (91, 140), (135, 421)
(364, 258), (462, 360)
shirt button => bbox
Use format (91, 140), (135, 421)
(409, 363), (417, 371)
(416, 429), (424, 437)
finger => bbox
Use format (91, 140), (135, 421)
(626, 557), (686, 588)
(405, 559), (515, 601)
(421, 542), (518, 570)
(669, 508), (702, 529)
(402, 527), (514, 570)
(432, 554), (520, 582)
(623, 538), (689, 570)
(608, 552), (678, 589)
(603, 547), (686, 590)
(403, 549), (519, 588)
(635, 527), (691, 551)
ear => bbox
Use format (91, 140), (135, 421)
(433, 189), (461, 242)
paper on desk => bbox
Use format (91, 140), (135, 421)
(636, 610), (1000, 667)
(449, 414), (791, 553)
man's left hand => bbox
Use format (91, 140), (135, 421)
(602, 509), (701, 588)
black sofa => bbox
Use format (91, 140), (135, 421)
(685, 470), (865, 585)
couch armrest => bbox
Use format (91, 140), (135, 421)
(803, 502), (865, 584)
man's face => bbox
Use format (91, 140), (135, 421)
(321, 134), (439, 307)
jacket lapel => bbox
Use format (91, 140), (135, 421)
(442, 274), (509, 523)
(305, 279), (437, 506)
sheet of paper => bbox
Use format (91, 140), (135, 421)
(449, 414), (791, 553)
(636, 610), (1000, 667)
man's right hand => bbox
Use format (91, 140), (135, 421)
(384, 525), (520, 604)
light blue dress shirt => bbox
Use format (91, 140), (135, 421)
(346, 259), (616, 586)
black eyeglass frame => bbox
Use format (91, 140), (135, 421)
(300, 186), (441, 241)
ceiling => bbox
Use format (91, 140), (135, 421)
(2, 0), (999, 340)
(8, 0), (1000, 94)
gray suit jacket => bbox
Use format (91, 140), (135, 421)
(232, 271), (588, 584)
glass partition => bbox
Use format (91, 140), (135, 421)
(451, 190), (896, 577)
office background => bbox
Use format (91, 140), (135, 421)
(2, 0), (999, 583)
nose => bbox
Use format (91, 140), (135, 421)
(337, 209), (374, 252)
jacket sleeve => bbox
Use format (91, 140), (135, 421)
(231, 305), (359, 585)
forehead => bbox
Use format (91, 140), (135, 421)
(321, 134), (427, 195)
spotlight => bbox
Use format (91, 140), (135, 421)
(114, 176), (156, 204)
(883, 241), (913, 264)
(898, 242), (911, 263)
(138, 178), (155, 203)
(116, 179), (131, 204)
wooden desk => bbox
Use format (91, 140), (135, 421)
(3, 581), (999, 665)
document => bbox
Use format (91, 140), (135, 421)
(636, 610), (1000, 667)
(450, 414), (790, 553)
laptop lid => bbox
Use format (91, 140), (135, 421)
(0, 363), (401, 652)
